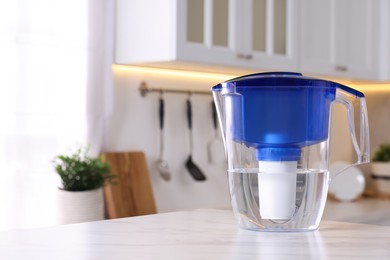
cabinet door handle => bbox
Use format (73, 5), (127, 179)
(245, 54), (253, 60)
(335, 66), (348, 72)
(236, 53), (245, 59)
(236, 53), (253, 60)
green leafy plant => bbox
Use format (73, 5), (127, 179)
(372, 143), (390, 162)
(53, 146), (115, 191)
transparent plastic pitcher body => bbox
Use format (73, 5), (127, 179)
(212, 72), (370, 232)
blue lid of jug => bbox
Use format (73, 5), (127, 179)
(212, 71), (364, 98)
(212, 72), (364, 161)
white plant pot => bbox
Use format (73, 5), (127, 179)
(56, 187), (105, 224)
(371, 162), (390, 196)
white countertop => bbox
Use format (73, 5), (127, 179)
(0, 209), (390, 259)
(323, 197), (390, 225)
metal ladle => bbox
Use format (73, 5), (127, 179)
(155, 94), (171, 181)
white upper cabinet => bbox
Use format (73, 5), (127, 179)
(175, 0), (243, 70)
(116, 0), (389, 81)
(115, 0), (298, 73)
(246, 0), (297, 71)
(300, 0), (390, 81)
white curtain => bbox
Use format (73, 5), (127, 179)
(87, 0), (115, 156)
(0, 0), (114, 230)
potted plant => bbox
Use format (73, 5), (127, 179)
(371, 143), (390, 196)
(53, 146), (115, 224)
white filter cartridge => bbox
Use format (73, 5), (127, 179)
(258, 161), (297, 220)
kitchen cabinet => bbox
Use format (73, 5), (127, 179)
(300, 0), (390, 81)
(242, 0), (298, 71)
(115, 0), (298, 73)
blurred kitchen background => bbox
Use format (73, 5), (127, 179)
(1, 0), (390, 230)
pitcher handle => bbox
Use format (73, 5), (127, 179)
(333, 87), (370, 176)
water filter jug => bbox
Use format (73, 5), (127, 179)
(212, 72), (370, 231)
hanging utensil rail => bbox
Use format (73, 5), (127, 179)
(139, 82), (210, 97)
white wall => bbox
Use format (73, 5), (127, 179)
(359, 91), (390, 191)
(108, 66), (388, 213)
(329, 103), (354, 164)
(364, 92), (390, 152)
(107, 67), (232, 212)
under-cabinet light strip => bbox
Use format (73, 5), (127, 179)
(113, 64), (390, 93)
(112, 64), (237, 81)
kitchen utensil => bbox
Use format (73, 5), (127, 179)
(207, 100), (224, 164)
(185, 97), (206, 181)
(212, 72), (370, 231)
(155, 95), (171, 181)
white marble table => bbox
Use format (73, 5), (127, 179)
(323, 198), (390, 226)
(0, 209), (389, 259)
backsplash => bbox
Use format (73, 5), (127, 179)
(108, 66), (232, 212)
(108, 66), (390, 212)
(365, 92), (390, 152)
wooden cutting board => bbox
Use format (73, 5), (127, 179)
(101, 151), (157, 218)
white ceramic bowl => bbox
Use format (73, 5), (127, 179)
(329, 161), (365, 202)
